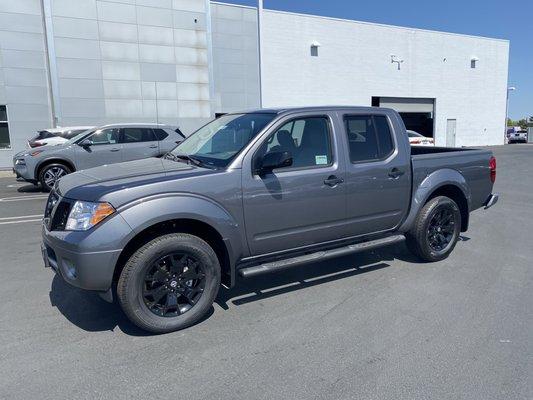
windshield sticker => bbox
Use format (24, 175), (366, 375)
(315, 155), (328, 165)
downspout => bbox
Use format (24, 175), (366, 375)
(40, 0), (61, 127)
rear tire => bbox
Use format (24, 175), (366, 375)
(117, 233), (221, 334)
(38, 163), (71, 192)
(406, 196), (461, 262)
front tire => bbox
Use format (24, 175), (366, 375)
(38, 163), (71, 191)
(406, 196), (461, 262)
(117, 233), (221, 333)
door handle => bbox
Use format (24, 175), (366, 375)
(324, 175), (344, 187)
(149, 145), (158, 148)
(388, 167), (405, 179)
(110, 148), (120, 152)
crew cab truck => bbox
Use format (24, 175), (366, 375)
(41, 107), (498, 333)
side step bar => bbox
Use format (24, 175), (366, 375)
(239, 234), (405, 278)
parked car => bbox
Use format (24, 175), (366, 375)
(41, 107), (498, 333)
(407, 130), (434, 146)
(28, 126), (95, 148)
(507, 129), (528, 143)
(13, 123), (185, 191)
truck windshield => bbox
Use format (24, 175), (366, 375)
(171, 113), (276, 168)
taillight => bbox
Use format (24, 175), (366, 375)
(489, 156), (496, 183)
(411, 140), (420, 144)
(29, 142), (46, 148)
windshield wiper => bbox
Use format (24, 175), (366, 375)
(168, 153), (216, 169)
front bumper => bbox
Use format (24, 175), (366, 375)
(41, 213), (133, 292)
(483, 193), (499, 209)
(13, 162), (35, 182)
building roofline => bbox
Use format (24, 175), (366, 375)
(211, 1), (509, 44)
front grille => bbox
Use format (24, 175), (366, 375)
(44, 190), (73, 231)
(44, 190), (59, 219)
(50, 200), (72, 231)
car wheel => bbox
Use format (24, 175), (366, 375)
(117, 233), (221, 334)
(406, 196), (461, 262)
(38, 163), (71, 192)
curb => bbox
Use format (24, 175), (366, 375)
(0, 170), (15, 178)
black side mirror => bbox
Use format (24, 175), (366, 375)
(79, 138), (92, 147)
(258, 151), (292, 175)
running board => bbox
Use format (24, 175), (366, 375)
(239, 234), (405, 278)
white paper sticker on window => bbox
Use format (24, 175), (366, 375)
(315, 155), (328, 165)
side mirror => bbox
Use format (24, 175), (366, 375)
(79, 138), (92, 147)
(258, 151), (292, 175)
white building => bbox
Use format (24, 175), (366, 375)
(0, 0), (510, 168)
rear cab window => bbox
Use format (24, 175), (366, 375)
(343, 114), (395, 163)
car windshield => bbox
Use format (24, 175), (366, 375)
(170, 113), (276, 168)
(407, 130), (424, 138)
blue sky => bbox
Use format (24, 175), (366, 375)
(225, 0), (530, 120)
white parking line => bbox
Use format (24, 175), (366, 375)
(0, 214), (43, 221)
(0, 195), (48, 202)
(0, 218), (42, 225)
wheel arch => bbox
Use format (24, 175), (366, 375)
(113, 195), (246, 289)
(35, 157), (75, 179)
(400, 168), (471, 233)
(425, 184), (469, 232)
(113, 218), (233, 289)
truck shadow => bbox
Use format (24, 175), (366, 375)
(49, 243), (416, 335)
(215, 245), (411, 310)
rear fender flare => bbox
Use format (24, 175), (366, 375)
(399, 168), (471, 232)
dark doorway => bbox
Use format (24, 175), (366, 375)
(371, 97), (435, 138)
(398, 112), (434, 138)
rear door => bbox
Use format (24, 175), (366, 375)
(74, 128), (122, 170)
(342, 112), (411, 236)
(241, 113), (347, 256)
(120, 127), (160, 161)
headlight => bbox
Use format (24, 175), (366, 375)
(15, 159), (26, 165)
(65, 201), (115, 231)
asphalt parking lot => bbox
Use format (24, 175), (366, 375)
(0, 145), (531, 400)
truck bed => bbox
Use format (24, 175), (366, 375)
(410, 146), (493, 211)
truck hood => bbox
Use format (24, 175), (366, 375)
(57, 157), (216, 203)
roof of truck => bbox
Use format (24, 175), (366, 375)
(231, 106), (393, 114)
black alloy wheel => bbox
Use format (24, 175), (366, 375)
(142, 252), (206, 317)
(426, 207), (456, 252)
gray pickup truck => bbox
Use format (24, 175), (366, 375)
(41, 107), (498, 333)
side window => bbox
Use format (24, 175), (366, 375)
(0, 105), (11, 149)
(255, 116), (332, 171)
(88, 128), (119, 145)
(121, 128), (156, 143)
(374, 115), (394, 157)
(154, 129), (169, 140)
(344, 115), (394, 162)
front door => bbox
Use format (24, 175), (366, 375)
(342, 113), (411, 236)
(75, 127), (122, 170)
(242, 114), (347, 256)
(120, 127), (160, 161)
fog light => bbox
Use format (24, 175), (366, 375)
(63, 260), (77, 279)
